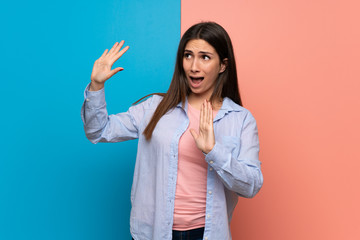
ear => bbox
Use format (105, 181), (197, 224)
(219, 58), (228, 73)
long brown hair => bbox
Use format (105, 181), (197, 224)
(136, 22), (242, 140)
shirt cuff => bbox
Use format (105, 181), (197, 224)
(83, 83), (106, 109)
(204, 142), (223, 169)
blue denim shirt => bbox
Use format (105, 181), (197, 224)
(81, 84), (263, 240)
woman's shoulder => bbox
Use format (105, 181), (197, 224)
(222, 97), (257, 121)
(132, 94), (164, 110)
(222, 97), (248, 112)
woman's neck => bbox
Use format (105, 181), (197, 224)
(188, 94), (223, 111)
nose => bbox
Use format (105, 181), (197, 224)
(190, 58), (199, 73)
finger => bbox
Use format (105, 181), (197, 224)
(100, 49), (108, 59)
(106, 67), (124, 79)
(110, 40), (125, 57)
(200, 101), (205, 129)
(203, 100), (208, 126)
(116, 40), (125, 53)
(108, 42), (119, 55)
(112, 45), (130, 62)
(208, 101), (213, 124)
(205, 100), (209, 124)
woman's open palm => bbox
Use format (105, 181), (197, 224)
(190, 100), (216, 154)
(90, 41), (129, 90)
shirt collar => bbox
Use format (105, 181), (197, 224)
(214, 97), (243, 121)
(176, 97), (243, 121)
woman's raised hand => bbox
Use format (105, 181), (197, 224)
(90, 41), (129, 91)
(190, 100), (216, 154)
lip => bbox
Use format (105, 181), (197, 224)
(188, 76), (205, 88)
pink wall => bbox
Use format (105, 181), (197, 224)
(182, 1), (360, 239)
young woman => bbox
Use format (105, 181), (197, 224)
(81, 22), (263, 240)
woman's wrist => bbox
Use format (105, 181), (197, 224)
(89, 81), (104, 91)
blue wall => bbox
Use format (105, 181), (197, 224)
(0, 0), (180, 239)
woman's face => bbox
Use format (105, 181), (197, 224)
(183, 39), (226, 100)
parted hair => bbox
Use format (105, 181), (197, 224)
(136, 22), (242, 140)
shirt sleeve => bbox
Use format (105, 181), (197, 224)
(205, 111), (263, 198)
(80, 83), (151, 144)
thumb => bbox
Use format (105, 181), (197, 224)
(107, 67), (124, 79)
(190, 129), (199, 141)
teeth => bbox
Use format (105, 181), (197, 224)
(191, 77), (204, 80)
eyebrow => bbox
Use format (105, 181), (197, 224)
(184, 49), (214, 55)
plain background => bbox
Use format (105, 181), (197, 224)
(1, 0), (360, 239)
(0, 0), (179, 239)
(182, 0), (360, 239)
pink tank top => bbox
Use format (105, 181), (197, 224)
(172, 103), (217, 230)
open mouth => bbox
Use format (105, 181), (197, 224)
(190, 76), (204, 84)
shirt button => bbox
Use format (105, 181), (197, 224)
(209, 167), (213, 171)
(209, 160), (214, 164)
(86, 98), (90, 102)
(207, 214), (211, 218)
(208, 191), (212, 194)
(204, 237), (208, 240)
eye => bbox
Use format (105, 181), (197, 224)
(184, 53), (192, 59)
(202, 55), (210, 60)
